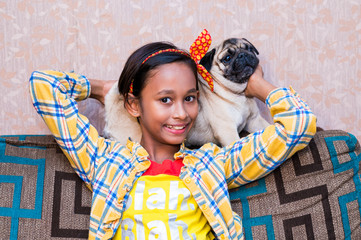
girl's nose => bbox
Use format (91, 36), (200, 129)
(172, 102), (188, 119)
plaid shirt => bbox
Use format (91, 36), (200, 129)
(29, 70), (317, 240)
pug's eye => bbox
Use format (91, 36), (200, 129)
(222, 55), (231, 63)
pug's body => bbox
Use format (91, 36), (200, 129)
(104, 38), (269, 147)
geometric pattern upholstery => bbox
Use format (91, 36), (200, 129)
(230, 130), (361, 239)
(0, 135), (91, 239)
(1, 130), (360, 239)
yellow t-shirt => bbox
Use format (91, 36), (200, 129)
(114, 174), (212, 239)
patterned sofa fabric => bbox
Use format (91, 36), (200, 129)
(230, 130), (361, 239)
(0, 135), (91, 240)
(0, 130), (360, 239)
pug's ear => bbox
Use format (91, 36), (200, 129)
(124, 93), (140, 118)
(242, 38), (259, 55)
(200, 48), (216, 72)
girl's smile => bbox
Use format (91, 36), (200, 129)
(164, 123), (189, 136)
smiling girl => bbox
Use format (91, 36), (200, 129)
(29, 30), (316, 240)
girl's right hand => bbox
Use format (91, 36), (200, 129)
(89, 79), (117, 104)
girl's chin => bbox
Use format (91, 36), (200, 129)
(164, 135), (187, 145)
(162, 132), (188, 145)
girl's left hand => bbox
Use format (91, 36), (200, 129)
(244, 65), (277, 102)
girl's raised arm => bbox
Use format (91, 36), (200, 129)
(29, 71), (113, 190)
(219, 65), (317, 188)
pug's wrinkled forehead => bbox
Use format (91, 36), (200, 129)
(218, 38), (259, 60)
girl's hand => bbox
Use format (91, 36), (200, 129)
(244, 65), (277, 102)
(89, 79), (117, 104)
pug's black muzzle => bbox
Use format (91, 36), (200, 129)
(229, 51), (259, 84)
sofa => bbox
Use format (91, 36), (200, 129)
(0, 129), (360, 239)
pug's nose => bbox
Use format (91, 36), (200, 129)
(235, 52), (247, 67)
(237, 52), (247, 61)
(238, 52), (246, 58)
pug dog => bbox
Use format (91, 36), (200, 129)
(185, 38), (270, 147)
(103, 38), (269, 147)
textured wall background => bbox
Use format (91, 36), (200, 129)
(0, 0), (360, 140)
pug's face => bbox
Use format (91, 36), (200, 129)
(200, 38), (259, 85)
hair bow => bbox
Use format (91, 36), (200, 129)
(189, 29), (214, 91)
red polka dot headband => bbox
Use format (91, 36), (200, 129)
(129, 29), (214, 93)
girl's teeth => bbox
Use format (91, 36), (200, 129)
(168, 125), (184, 130)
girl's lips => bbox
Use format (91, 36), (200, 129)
(164, 124), (188, 134)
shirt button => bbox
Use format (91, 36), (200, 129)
(220, 234), (227, 240)
(201, 204), (208, 211)
(184, 177), (191, 184)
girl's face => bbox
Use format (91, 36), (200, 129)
(135, 62), (199, 148)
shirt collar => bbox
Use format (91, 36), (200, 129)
(126, 138), (189, 161)
(126, 138), (149, 162)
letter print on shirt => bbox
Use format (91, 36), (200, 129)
(115, 175), (211, 239)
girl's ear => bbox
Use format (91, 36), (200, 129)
(124, 93), (141, 117)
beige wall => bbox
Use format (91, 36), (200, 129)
(1, 0), (360, 140)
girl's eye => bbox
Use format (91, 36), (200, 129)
(185, 96), (196, 102)
(160, 97), (171, 103)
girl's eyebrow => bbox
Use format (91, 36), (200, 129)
(156, 88), (198, 95)
(188, 88), (198, 93)
(156, 89), (174, 95)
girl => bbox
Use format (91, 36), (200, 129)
(29, 30), (317, 240)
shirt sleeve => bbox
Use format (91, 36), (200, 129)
(29, 70), (112, 190)
(218, 87), (317, 189)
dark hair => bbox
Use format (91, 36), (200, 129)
(118, 42), (198, 103)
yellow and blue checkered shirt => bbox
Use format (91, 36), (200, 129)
(29, 70), (317, 240)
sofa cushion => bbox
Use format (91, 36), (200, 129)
(0, 130), (360, 239)
(229, 130), (361, 239)
(0, 135), (91, 239)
